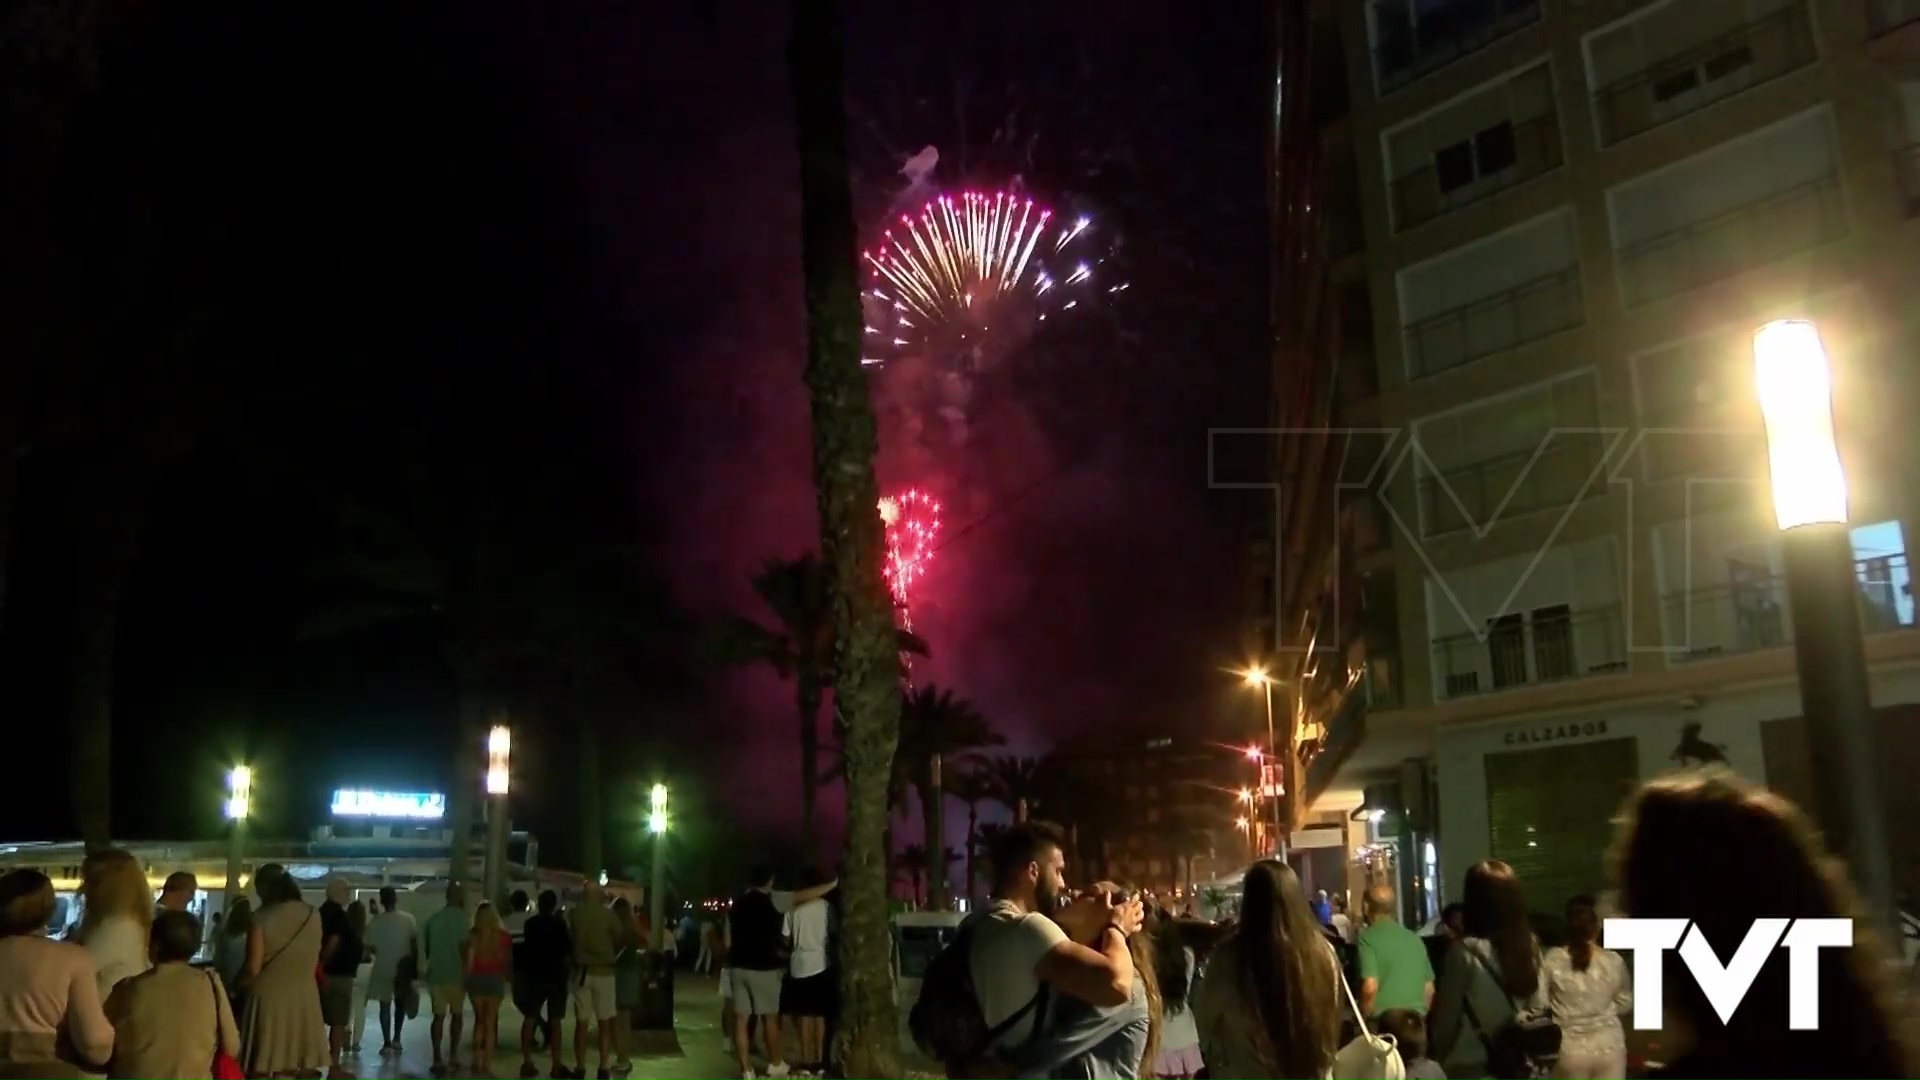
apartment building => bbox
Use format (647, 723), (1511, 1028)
(1264, 0), (1920, 914)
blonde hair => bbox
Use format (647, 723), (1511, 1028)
(1091, 881), (1162, 1075)
(470, 902), (504, 962)
(78, 849), (153, 944)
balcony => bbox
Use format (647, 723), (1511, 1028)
(1372, 0), (1543, 96)
(1871, 0), (1920, 38)
(1614, 175), (1845, 308)
(1659, 552), (1915, 663)
(1432, 604), (1627, 700)
(1896, 144), (1920, 218)
(1391, 111), (1563, 232)
(1417, 434), (1606, 538)
(1590, 5), (1817, 147)
(1403, 265), (1582, 380)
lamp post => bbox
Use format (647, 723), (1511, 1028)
(648, 783), (669, 950)
(484, 724), (511, 908)
(225, 765), (251, 906)
(1754, 318), (1895, 931)
(1241, 667), (1285, 857)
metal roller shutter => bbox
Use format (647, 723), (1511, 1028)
(1484, 737), (1639, 914)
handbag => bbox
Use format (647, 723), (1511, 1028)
(208, 972), (245, 1080)
(1460, 947), (1561, 1079)
(1332, 952), (1405, 1080)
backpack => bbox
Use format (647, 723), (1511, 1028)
(1460, 947), (1561, 1079)
(908, 924), (1049, 1077)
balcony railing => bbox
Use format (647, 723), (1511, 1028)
(1614, 174), (1845, 308)
(1431, 604), (1627, 700)
(1417, 433), (1606, 538)
(1895, 144), (1920, 219)
(1391, 111), (1562, 232)
(1591, 4), (1817, 147)
(1403, 265), (1582, 381)
(1659, 552), (1914, 662)
(1372, 0), (1543, 95)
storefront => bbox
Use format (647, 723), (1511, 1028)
(1433, 665), (1920, 912)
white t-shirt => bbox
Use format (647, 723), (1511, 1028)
(969, 900), (1068, 1048)
(84, 914), (151, 999)
(503, 910), (530, 943)
(365, 909), (419, 978)
(1330, 912), (1354, 943)
(785, 901), (831, 978)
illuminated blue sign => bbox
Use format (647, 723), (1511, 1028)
(329, 790), (445, 820)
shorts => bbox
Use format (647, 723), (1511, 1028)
(465, 972), (506, 1000)
(572, 971), (617, 1023)
(321, 976), (356, 1026)
(430, 982), (466, 1017)
(513, 973), (569, 1021)
(730, 967), (784, 1017)
(781, 970), (835, 1018)
(367, 969), (398, 1004)
(718, 968), (732, 1001)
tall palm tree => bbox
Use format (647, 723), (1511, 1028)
(981, 754), (1041, 823)
(787, 0), (906, 1069)
(947, 763), (997, 905)
(896, 686), (1003, 911)
(722, 552), (926, 856)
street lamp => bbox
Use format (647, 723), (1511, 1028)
(1238, 666), (1284, 858)
(225, 765), (251, 905)
(648, 783), (669, 950)
(1754, 318), (1894, 931)
(484, 724), (511, 907)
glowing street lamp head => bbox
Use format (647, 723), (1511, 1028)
(1754, 319), (1848, 530)
(1244, 745), (1263, 761)
(486, 725), (511, 796)
(226, 765), (252, 822)
(1235, 816), (1250, 831)
(648, 783), (670, 835)
(1241, 666), (1270, 688)
(1238, 787), (1253, 804)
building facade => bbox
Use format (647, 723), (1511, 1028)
(1264, 0), (1920, 915)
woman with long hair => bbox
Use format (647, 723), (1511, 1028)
(0, 869), (114, 1077)
(1017, 881), (1162, 1079)
(240, 864), (326, 1078)
(1193, 860), (1341, 1078)
(1148, 915), (1203, 1079)
(75, 849), (152, 999)
(1427, 859), (1548, 1078)
(1612, 769), (1914, 1077)
(1541, 895), (1630, 1079)
(463, 902), (511, 1075)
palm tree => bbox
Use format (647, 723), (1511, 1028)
(720, 553), (925, 856)
(787, 0), (906, 1069)
(981, 754), (1041, 823)
(896, 686), (1003, 911)
(947, 764), (997, 905)
(898, 842), (928, 907)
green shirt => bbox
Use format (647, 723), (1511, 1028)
(1358, 918), (1435, 1016)
(422, 905), (471, 986)
(569, 901), (622, 975)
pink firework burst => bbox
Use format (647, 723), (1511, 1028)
(878, 489), (943, 618)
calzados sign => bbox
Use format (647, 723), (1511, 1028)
(1604, 917), (1853, 1030)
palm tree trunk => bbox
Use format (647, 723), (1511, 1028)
(578, 688), (604, 878)
(965, 802), (979, 904)
(797, 678), (822, 857)
(923, 753), (946, 911)
(66, 475), (145, 854)
(789, 0), (905, 1066)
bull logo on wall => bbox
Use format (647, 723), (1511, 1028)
(1671, 722), (1729, 768)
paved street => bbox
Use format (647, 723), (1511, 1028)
(351, 972), (737, 1080)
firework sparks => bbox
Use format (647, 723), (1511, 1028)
(860, 189), (1118, 366)
(878, 489), (942, 620)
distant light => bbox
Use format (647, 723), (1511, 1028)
(598, 870), (610, 887)
(331, 790), (446, 820)
(1754, 319), (1848, 530)
(1244, 745), (1262, 761)
(486, 725), (511, 796)
(1241, 666), (1270, 688)
(1235, 816), (1250, 830)
(649, 784), (670, 835)
(227, 766), (253, 822)
(1238, 788), (1253, 803)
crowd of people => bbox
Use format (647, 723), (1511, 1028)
(0, 853), (663, 1080)
(901, 767), (1918, 1080)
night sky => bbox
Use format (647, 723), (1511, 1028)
(4, 1), (1270, 881)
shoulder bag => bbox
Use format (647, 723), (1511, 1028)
(208, 972), (245, 1080)
(1460, 945), (1561, 1079)
(1333, 945), (1405, 1080)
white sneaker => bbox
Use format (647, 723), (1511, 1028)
(766, 1065), (792, 1079)
(740, 1072), (757, 1080)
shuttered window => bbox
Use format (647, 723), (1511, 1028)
(1484, 737), (1639, 914)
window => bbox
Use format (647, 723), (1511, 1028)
(1651, 68), (1700, 102)
(1398, 208), (1585, 380)
(1476, 121), (1519, 173)
(1434, 141), (1475, 193)
(1586, 1), (1817, 146)
(1385, 62), (1561, 230)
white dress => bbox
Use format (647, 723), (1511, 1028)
(1541, 945), (1632, 1063)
